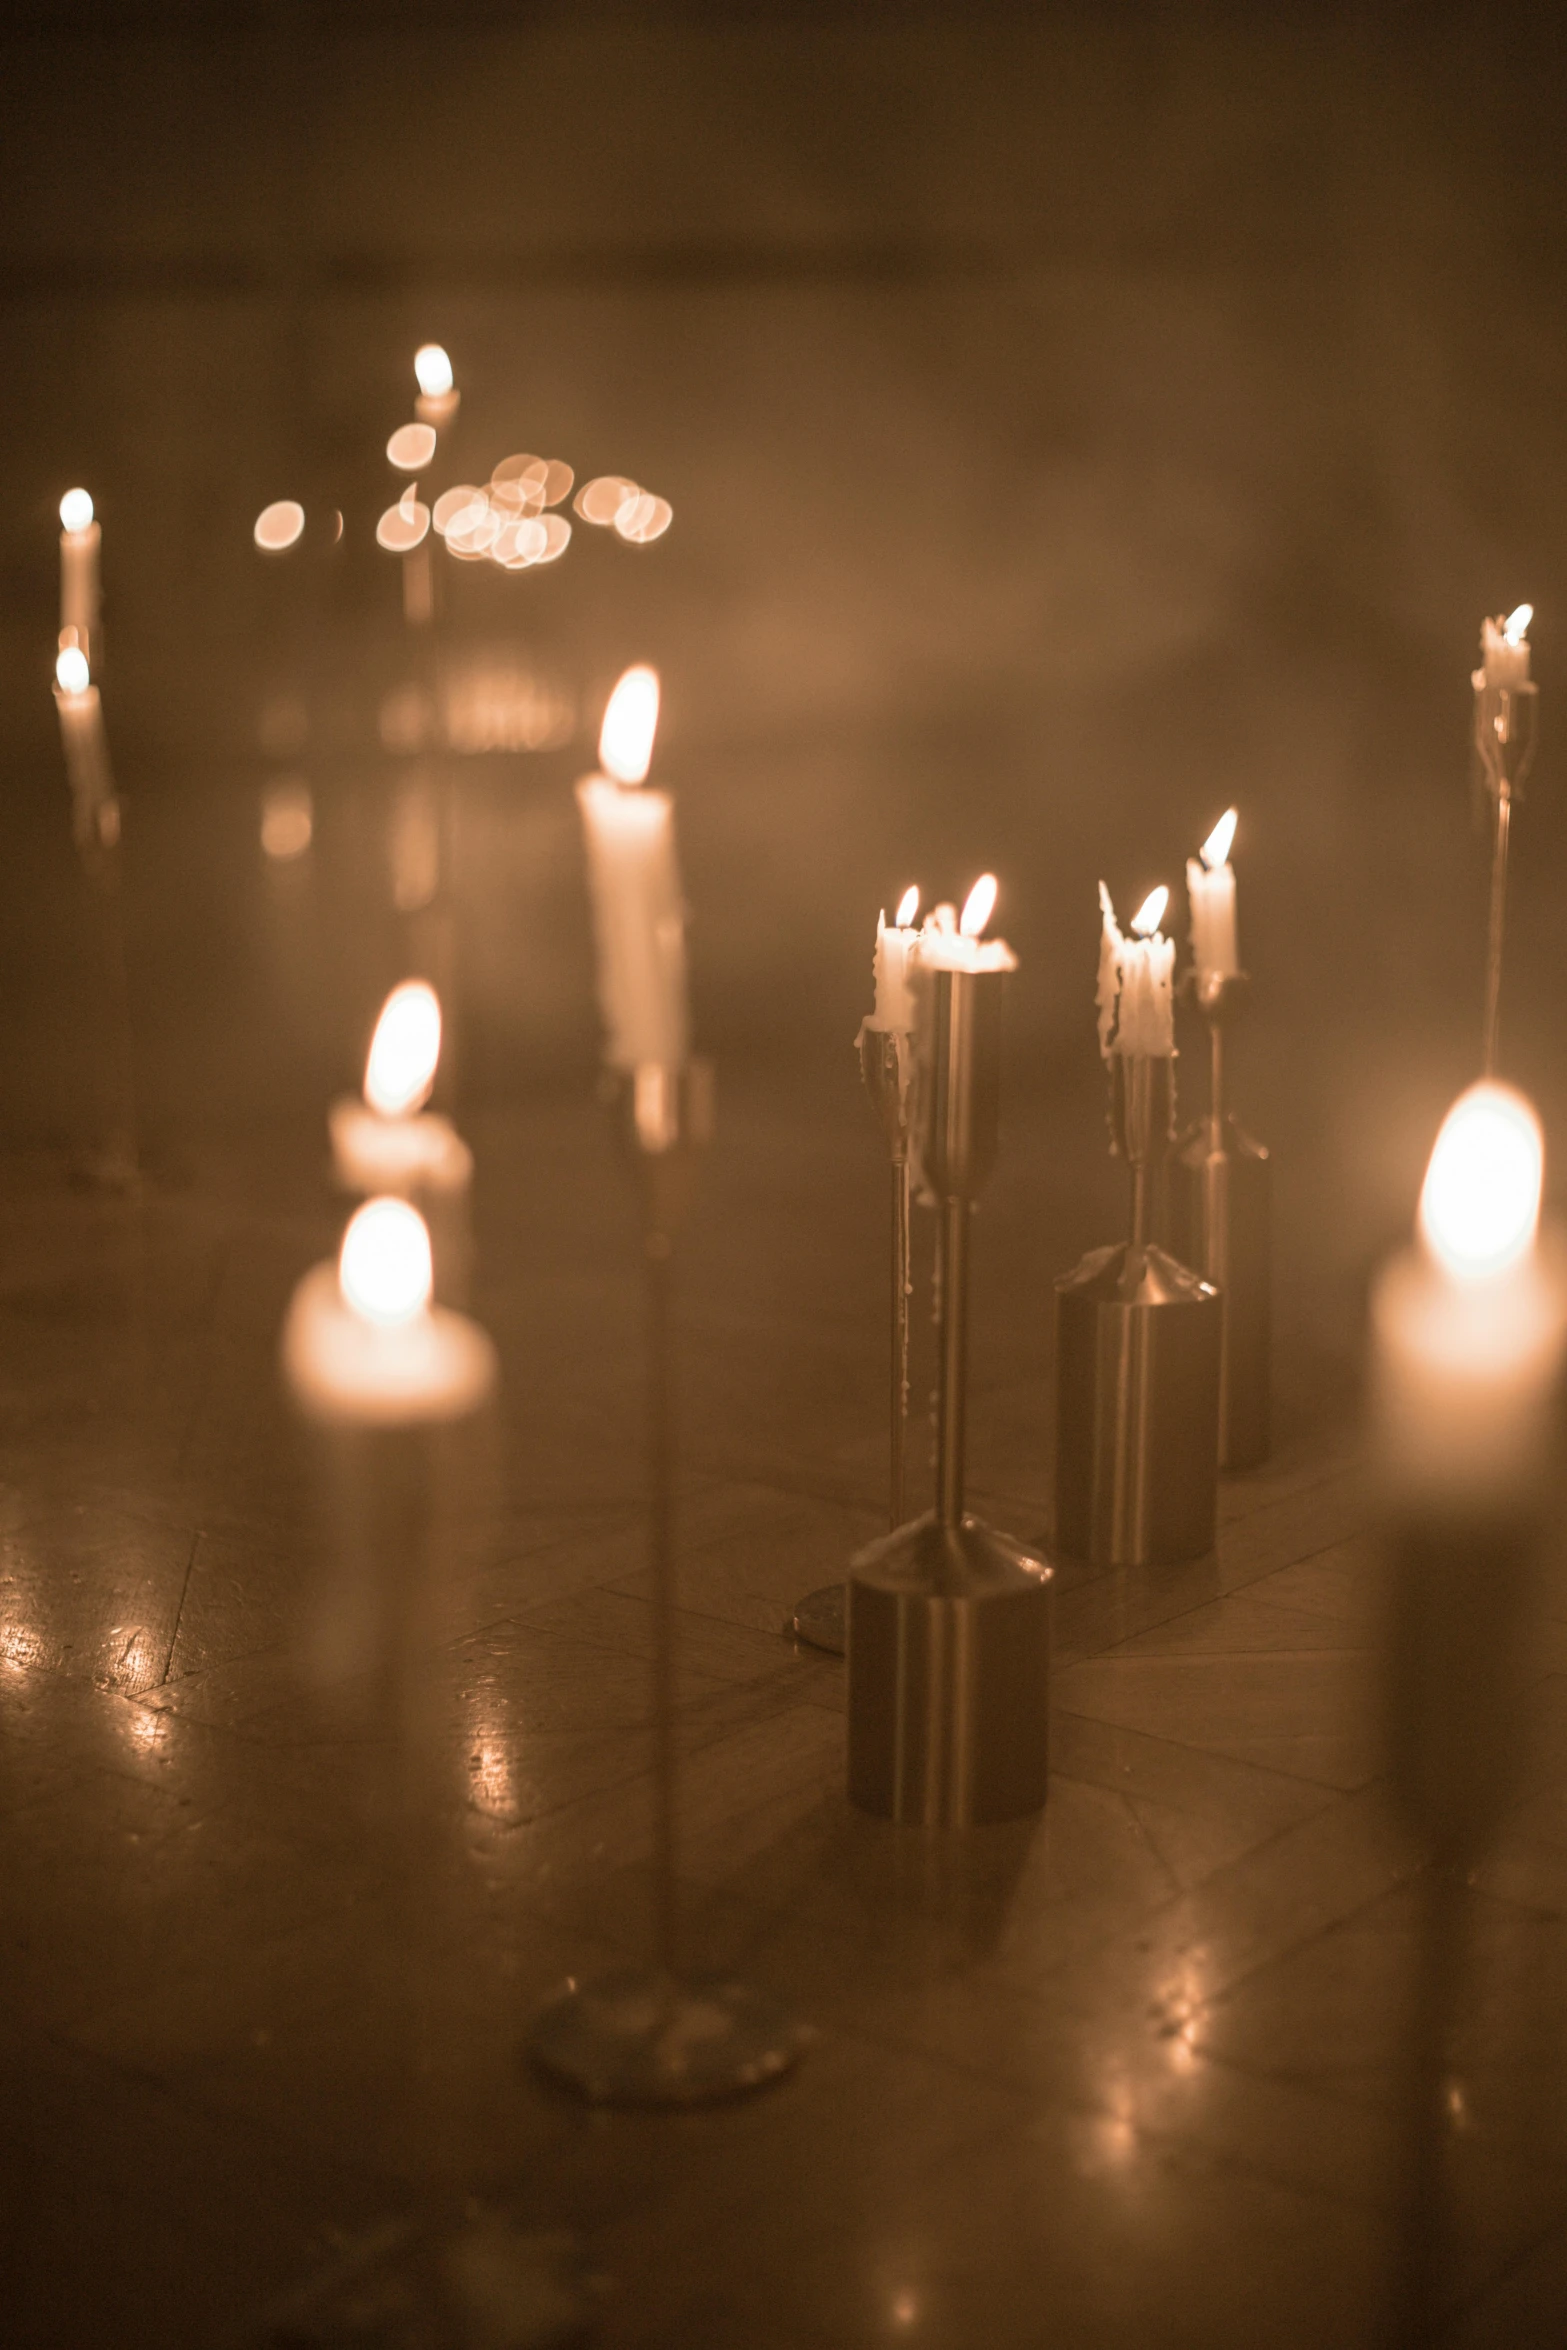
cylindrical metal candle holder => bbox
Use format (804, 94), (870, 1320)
(793, 1024), (913, 1656)
(1055, 1055), (1221, 1567)
(1472, 673), (1537, 1076)
(848, 965), (1053, 1827)
(1167, 973), (1270, 1471)
(532, 1061), (807, 2104)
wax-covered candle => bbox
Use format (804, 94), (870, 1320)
(1186, 807), (1239, 987)
(917, 873), (1017, 976)
(1479, 604), (1533, 691)
(576, 666), (689, 1071)
(282, 1197), (496, 1428)
(1372, 1082), (1566, 1512)
(867, 885), (922, 1030)
(1098, 883), (1175, 1056)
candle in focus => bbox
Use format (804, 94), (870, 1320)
(576, 665), (690, 1071)
(1186, 807), (1239, 987)
(916, 873), (1018, 976)
(1479, 603), (1533, 690)
(1098, 883), (1174, 1057)
(282, 1196), (496, 1427)
(867, 884), (921, 1031)
(59, 487), (101, 662)
(1372, 1081), (1567, 1513)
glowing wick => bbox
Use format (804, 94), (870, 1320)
(415, 344), (454, 398)
(339, 1198), (433, 1328)
(1419, 1081), (1542, 1283)
(1504, 603), (1533, 647)
(599, 665), (660, 785)
(55, 645), (90, 694)
(1200, 808), (1238, 870)
(1131, 886), (1169, 938)
(59, 488), (94, 533)
(895, 884), (920, 928)
(960, 873), (998, 938)
(364, 980), (442, 1116)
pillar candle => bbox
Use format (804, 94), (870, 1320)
(1098, 883), (1174, 1057)
(866, 885), (922, 1030)
(1479, 605), (1532, 691)
(1186, 807), (1239, 986)
(59, 488), (101, 661)
(53, 647), (115, 850)
(1371, 1081), (1566, 1513)
(282, 1198), (495, 1428)
(576, 666), (689, 1071)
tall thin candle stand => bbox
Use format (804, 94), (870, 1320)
(1472, 667), (1537, 1076)
(532, 1062), (806, 2102)
(792, 1027), (912, 1655)
(847, 968), (1053, 1826)
(1168, 972), (1270, 1470)
(1054, 1055), (1221, 1566)
(55, 690), (138, 1188)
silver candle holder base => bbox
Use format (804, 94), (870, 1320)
(848, 959), (1053, 1826)
(1054, 1056), (1222, 1567)
(529, 1060), (805, 2107)
(1168, 973), (1270, 1472)
(847, 1513), (1052, 1825)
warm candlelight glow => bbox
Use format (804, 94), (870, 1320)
(432, 485), (479, 536)
(895, 884), (920, 927)
(55, 645), (89, 694)
(387, 422), (437, 473)
(1419, 1082), (1542, 1282)
(615, 492), (674, 544)
(59, 488), (94, 533)
(375, 497), (430, 553)
(338, 1198), (433, 1328)
(1504, 603), (1533, 647)
(414, 344), (454, 397)
(1131, 886), (1169, 937)
(575, 475), (639, 526)
(260, 778), (313, 861)
(960, 874), (998, 937)
(254, 500), (306, 553)
(599, 665), (660, 785)
(364, 981), (442, 1116)
(1200, 809), (1237, 870)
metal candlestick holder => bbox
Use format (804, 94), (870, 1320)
(1054, 1055), (1221, 1566)
(792, 1025), (913, 1655)
(847, 966), (1053, 1826)
(1168, 972), (1270, 1470)
(531, 1061), (806, 2103)
(1473, 668), (1537, 1074)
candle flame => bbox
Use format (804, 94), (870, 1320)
(1200, 808), (1237, 870)
(959, 874), (998, 938)
(1504, 603), (1533, 646)
(895, 884), (920, 928)
(414, 344), (454, 398)
(254, 500), (306, 553)
(339, 1198), (433, 1328)
(59, 487), (94, 533)
(55, 645), (89, 694)
(1419, 1080), (1542, 1281)
(364, 980), (442, 1116)
(1130, 886), (1169, 938)
(599, 665), (660, 785)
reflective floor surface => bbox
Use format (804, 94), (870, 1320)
(2, 1080), (1565, 2346)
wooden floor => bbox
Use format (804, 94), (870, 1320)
(2, 1080), (1565, 2346)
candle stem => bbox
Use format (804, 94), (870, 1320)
(890, 1154), (911, 1529)
(643, 1224), (679, 1981)
(1209, 1016), (1226, 1149)
(935, 1196), (970, 1530)
(1483, 784), (1512, 1077)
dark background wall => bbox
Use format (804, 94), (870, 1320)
(2, 2), (1566, 1266)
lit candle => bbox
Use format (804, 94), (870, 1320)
(282, 1197), (496, 1428)
(52, 644), (117, 851)
(1098, 883), (1175, 1056)
(1185, 807), (1239, 988)
(328, 982), (473, 1300)
(59, 487), (101, 664)
(1371, 1082), (1566, 1513)
(916, 873), (1018, 976)
(1478, 603), (1533, 690)
(413, 343), (460, 433)
(576, 666), (689, 1071)
(866, 885), (922, 1031)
